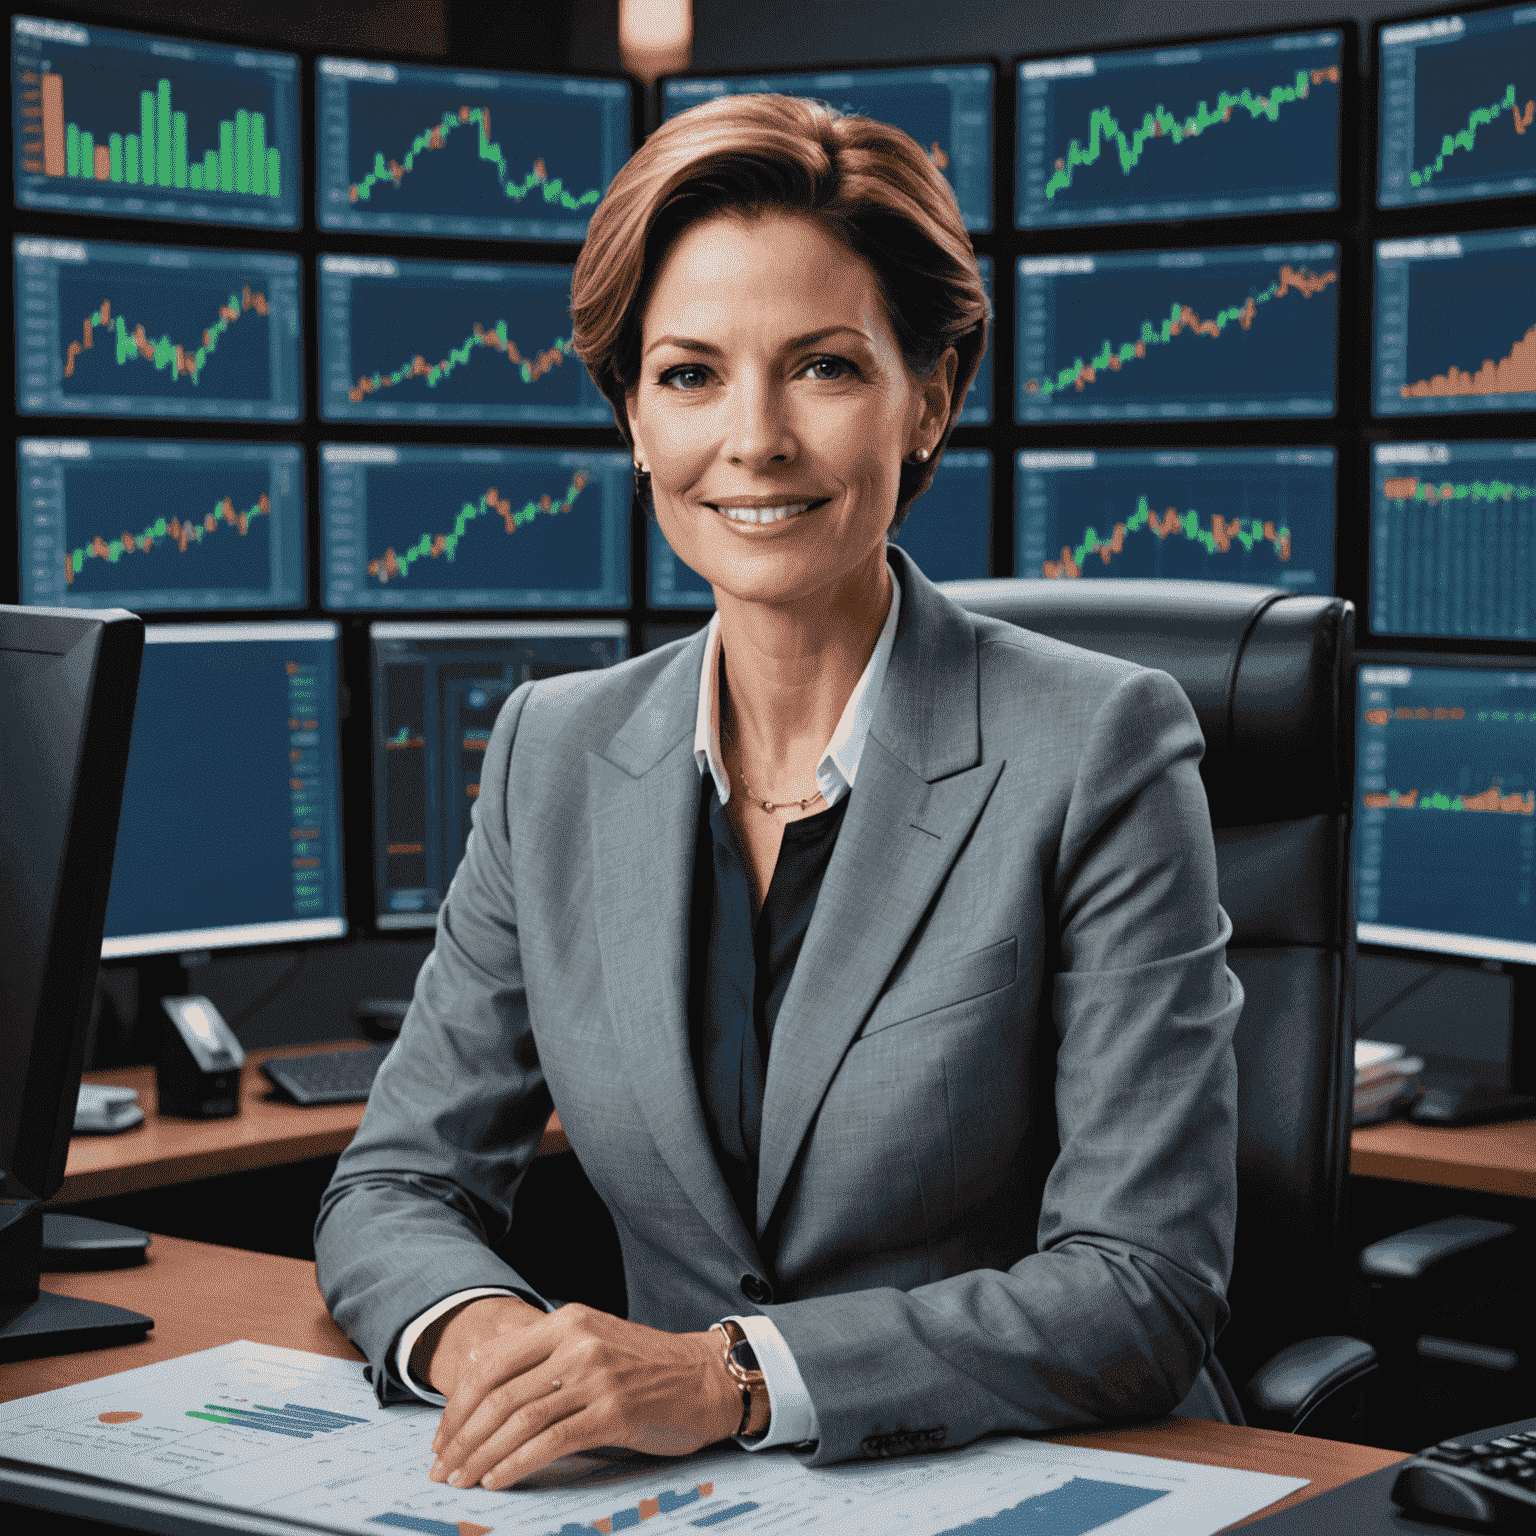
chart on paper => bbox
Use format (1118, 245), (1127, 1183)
(0, 1340), (1306, 1536)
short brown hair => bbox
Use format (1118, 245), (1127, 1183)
(571, 93), (990, 529)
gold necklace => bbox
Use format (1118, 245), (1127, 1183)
(721, 704), (823, 815)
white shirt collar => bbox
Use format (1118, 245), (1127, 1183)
(693, 565), (902, 809)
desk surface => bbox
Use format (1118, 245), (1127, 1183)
(0, 1235), (1406, 1532)
(1350, 1114), (1536, 1197)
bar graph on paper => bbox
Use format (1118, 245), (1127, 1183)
(12, 13), (300, 228)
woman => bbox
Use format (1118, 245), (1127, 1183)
(315, 93), (1242, 1491)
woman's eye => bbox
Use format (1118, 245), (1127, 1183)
(659, 365), (709, 390)
(804, 356), (854, 381)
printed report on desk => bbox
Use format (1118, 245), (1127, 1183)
(0, 1340), (1306, 1536)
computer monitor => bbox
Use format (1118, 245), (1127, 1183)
(321, 443), (630, 611)
(11, 13), (301, 229)
(1354, 658), (1536, 1092)
(0, 603), (153, 1360)
(1016, 242), (1339, 423)
(1377, 3), (1536, 209)
(14, 235), (304, 422)
(19, 437), (306, 612)
(662, 61), (995, 231)
(315, 55), (632, 240)
(370, 621), (628, 928)
(1016, 447), (1335, 592)
(1373, 227), (1536, 417)
(1369, 439), (1535, 640)
(101, 623), (347, 959)
(318, 253), (608, 425)
(1017, 25), (1344, 229)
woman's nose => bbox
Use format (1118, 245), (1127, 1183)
(723, 375), (797, 467)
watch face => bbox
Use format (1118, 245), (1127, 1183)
(731, 1341), (760, 1375)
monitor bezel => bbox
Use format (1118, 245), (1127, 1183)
(99, 619), (351, 961)
(1011, 17), (1357, 240)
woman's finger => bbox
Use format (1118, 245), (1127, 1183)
(431, 1313), (565, 1461)
(432, 1364), (566, 1482)
(477, 1399), (600, 1492)
(442, 1380), (587, 1490)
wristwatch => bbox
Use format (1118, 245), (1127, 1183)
(711, 1320), (769, 1439)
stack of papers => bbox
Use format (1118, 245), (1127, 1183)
(74, 1083), (144, 1135)
(1354, 1040), (1423, 1124)
(0, 1341), (1309, 1536)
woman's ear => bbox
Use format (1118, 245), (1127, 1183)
(625, 387), (647, 468)
(920, 346), (960, 445)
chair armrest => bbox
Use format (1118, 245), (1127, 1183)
(1359, 1216), (1516, 1282)
(1241, 1336), (1378, 1433)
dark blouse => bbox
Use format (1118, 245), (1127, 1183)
(687, 775), (850, 1233)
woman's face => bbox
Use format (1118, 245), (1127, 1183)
(626, 211), (954, 613)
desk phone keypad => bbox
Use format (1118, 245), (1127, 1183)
(1391, 1419), (1536, 1527)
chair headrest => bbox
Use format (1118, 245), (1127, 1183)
(939, 579), (1354, 826)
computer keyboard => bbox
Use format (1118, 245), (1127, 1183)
(260, 1043), (395, 1106)
(1391, 1415), (1536, 1528)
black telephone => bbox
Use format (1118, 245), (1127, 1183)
(1390, 1417), (1536, 1528)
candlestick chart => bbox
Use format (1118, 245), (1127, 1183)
(1018, 30), (1342, 227)
(1379, 4), (1536, 206)
(665, 64), (995, 231)
(1018, 447), (1334, 592)
(16, 238), (303, 420)
(319, 256), (608, 424)
(12, 15), (299, 227)
(1374, 228), (1536, 415)
(322, 446), (630, 610)
(1354, 662), (1536, 963)
(19, 439), (305, 610)
(371, 623), (626, 925)
(1017, 245), (1339, 421)
(1369, 442), (1536, 641)
(317, 58), (629, 239)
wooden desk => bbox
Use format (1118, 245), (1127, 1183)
(0, 1235), (1406, 1532)
(1351, 1116), (1536, 1198)
(58, 1042), (570, 1206)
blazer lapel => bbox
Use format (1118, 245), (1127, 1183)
(587, 635), (759, 1267)
(755, 550), (1004, 1235)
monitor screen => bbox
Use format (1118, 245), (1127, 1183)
(318, 254), (607, 424)
(1016, 242), (1339, 423)
(371, 620), (629, 927)
(1355, 661), (1536, 966)
(645, 449), (993, 607)
(11, 13), (300, 229)
(1017, 27), (1343, 229)
(19, 437), (305, 612)
(1016, 446), (1335, 592)
(316, 56), (630, 240)
(1371, 439), (1536, 640)
(14, 236), (303, 421)
(663, 63), (994, 232)
(1373, 228), (1536, 416)
(322, 444), (630, 611)
(101, 623), (347, 959)
(1378, 3), (1536, 209)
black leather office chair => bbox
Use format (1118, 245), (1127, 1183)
(941, 578), (1377, 1431)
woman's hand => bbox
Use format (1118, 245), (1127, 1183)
(425, 1299), (746, 1491)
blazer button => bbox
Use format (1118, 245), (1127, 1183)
(740, 1274), (773, 1305)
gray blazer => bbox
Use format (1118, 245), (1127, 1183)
(314, 545), (1243, 1466)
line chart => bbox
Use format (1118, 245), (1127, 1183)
(65, 492), (270, 584)
(347, 322), (574, 404)
(1044, 66), (1341, 200)
(1042, 495), (1291, 579)
(348, 104), (601, 213)
(366, 472), (589, 583)
(1410, 82), (1535, 188)
(1023, 263), (1336, 402)
(63, 286), (269, 387)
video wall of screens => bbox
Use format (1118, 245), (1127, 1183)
(1016, 447), (1336, 592)
(12, 14), (301, 229)
(101, 623), (347, 958)
(1373, 227), (1536, 416)
(18, 437), (305, 611)
(321, 445), (631, 610)
(1016, 243), (1340, 422)
(1370, 441), (1536, 641)
(1378, 3), (1536, 209)
(1017, 28), (1344, 229)
(1354, 661), (1536, 966)
(663, 62), (995, 231)
(316, 56), (631, 240)
(370, 621), (628, 927)
(318, 254), (609, 424)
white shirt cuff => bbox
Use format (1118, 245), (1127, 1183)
(726, 1313), (820, 1450)
(395, 1288), (519, 1405)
